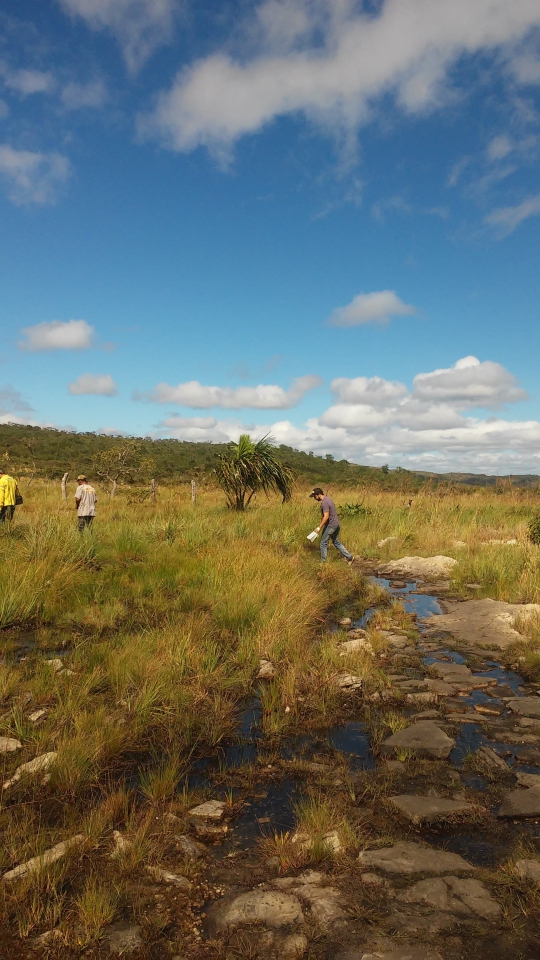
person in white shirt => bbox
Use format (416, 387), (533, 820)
(75, 474), (97, 531)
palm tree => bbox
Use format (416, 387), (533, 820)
(215, 434), (294, 510)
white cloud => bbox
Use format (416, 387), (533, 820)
(0, 145), (70, 205)
(19, 319), (94, 352)
(328, 290), (416, 327)
(58, 0), (177, 73)
(485, 193), (540, 237)
(142, 0), (540, 158)
(3, 69), (55, 96)
(487, 134), (513, 161)
(61, 80), (108, 110)
(137, 374), (322, 409)
(412, 356), (527, 407)
(69, 373), (117, 395)
(331, 375), (408, 407)
(96, 426), (128, 436)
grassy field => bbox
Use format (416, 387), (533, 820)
(1, 479), (540, 948)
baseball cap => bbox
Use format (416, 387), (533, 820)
(309, 487), (324, 498)
(77, 474), (87, 481)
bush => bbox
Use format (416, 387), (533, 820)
(528, 515), (540, 544)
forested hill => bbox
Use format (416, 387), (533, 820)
(0, 423), (422, 488)
(1, 423), (538, 489)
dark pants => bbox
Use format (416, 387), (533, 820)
(320, 524), (352, 562)
(0, 505), (15, 523)
(78, 515), (94, 532)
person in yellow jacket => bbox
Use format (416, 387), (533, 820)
(0, 471), (21, 523)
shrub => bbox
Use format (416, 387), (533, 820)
(528, 515), (540, 545)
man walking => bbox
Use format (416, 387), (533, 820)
(75, 474), (97, 531)
(0, 470), (20, 523)
(309, 487), (354, 565)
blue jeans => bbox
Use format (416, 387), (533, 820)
(320, 524), (352, 562)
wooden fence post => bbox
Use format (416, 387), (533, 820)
(61, 473), (69, 501)
(191, 479), (196, 504)
(151, 479), (156, 503)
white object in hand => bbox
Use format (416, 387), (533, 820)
(307, 530), (319, 542)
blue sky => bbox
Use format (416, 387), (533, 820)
(1, 0), (540, 473)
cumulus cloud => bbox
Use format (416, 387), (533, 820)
(328, 290), (415, 327)
(412, 356), (528, 407)
(485, 193), (540, 237)
(137, 374), (323, 409)
(152, 355), (537, 473)
(20, 319), (94, 352)
(69, 373), (117, 395)
(142, 0), (540, 159)
(0, 145), (71, 205)
(331, 375), (409, 406)
(58, 0), (178, 73)
(61, 80), (108, 110)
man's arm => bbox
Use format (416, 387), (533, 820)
(315, 510), (330, 533)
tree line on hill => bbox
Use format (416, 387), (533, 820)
(1, 423), (538, 492)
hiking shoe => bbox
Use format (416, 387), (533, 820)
(346, 557), (354, 566)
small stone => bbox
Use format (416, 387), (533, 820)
(104, 922), (142, 954)
(406, 692), (438, 706)
(44, 658), (63, 672)
(258, 659), (276, 679)
(339, 617), (352, 627)
(191, 820), (228, 840)
(514, 858), (540, 882)
(3, 751), (57, 790)
(361, 872), (387, 886)
(322, 829), (342, 854)
(0, 736), (22, 753)
(146, 865), (192, 891)
(3, 835), (85, 880)
(390, 580), (407, 588)
(339, 638), (374, 656)
(381, 721), (454, 759)
(110, 830), (131, 858)
(466, 582), (482, 588)
(188, 799), (226, 819)
(358, 840), (475, 876)
(347, 628), (367, 639)
(498, 784), (540, 818)
(175, 835), (207, 860)
(58, 668), (75, 676)
(474, 746), (509, 774)
(213, 890), (304, 930)
(336, 673), (363, 690)
(31, 930), (63, 947)
(388, 794), (475, 825)
(28, 709), (47, 723)
(377, 536), (398, 548)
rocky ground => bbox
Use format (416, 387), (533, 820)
(3, 563), (540, 960)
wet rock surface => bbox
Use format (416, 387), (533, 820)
(388, 794), (476, 824)
(422, 598), (540, 650)
(381, 721), (455, 759)
(358, 841), (476, 876)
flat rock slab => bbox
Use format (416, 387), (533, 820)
(498, 784), (540, 818)
(514, 858), (540, 882)
(389, 794), (475, 824)
(378, 556), (457, 580)
(515, 771), (540, 788)
(359, 948), (443, 960)
(422, 598), (540, 650)
(430, 662), (471, 680)
(358, 841), (475, 876)
(175, 835), (207, 860)
(104, 923), (142, 955)
(396, 875), (500, 921)
(381, 721), (454, 759)
(475, 746), (509, 774)
(339, 638), (373, 656)
(0, 736), (22, 753)
(3, 835), (85, 881)
(146, 865), (191, 890)
(212, 890), (304, 931)
(188, 799), (225, 819)
(506, 697), (540, 719)
(336, 673), (363, 690)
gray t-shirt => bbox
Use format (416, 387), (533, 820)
(75, 484), (97, 517)
(320, 495), (339, 528)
